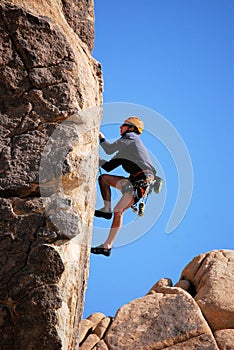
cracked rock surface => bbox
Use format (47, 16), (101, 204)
(80, 250), (234, 350)
(0, 1), (102, 349)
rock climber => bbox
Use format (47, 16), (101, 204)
(91, 116), (156, 257)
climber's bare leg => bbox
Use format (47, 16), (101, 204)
(98, 174), (127, 212)
(103, 192), (134, 249)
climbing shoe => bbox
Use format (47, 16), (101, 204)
(91, 244), (111, 257)
(94, 209), (112, 220)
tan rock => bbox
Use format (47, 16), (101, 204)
(105, 288), (213, 350)
(174, 279), (191, 291)
(0, 0), (102, 349)
(60, 0), (95, 52)
(166, 333), (219, 349)
(79, 334), (100, 350)
(87, 312), (106, 327)
(181, 250), (234, 331)
(93, 317), (112, 338)
(214, 329), (234, 350)
(79, 319), (94, 344)
(147, 277), (173, 294)
(79, 313), (106, 344)
(93, 340), (109, 350)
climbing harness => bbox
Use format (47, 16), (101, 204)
(130, 175), (163, 217)
(98, 167), (163, 218)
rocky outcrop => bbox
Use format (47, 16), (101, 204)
(0, 1), (102, 349)
(214, 329), (234, 350)
(61, 0), (95, 52)
(80, 250), (234, 350)
(180, 249), (234, 331)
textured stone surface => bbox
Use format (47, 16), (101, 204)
(180, 250), (234, 331)
(147, 277), (173, 295)
(79, 319), (94, 344)
(80, 250), (234, 350)
(0, 0), (102, 349)
(105, 288), (213, 350)
(214, 329), (234, 350)
(165, 333), (219, 349)
(61, 0), (95, 52)
(87, 312), (106, 325)
(79, 334), (100, 350)
(0, 1), (102, 197)
(174, 279), (191, 291)
(94, 340), (109, 350)
(79, 312), (106, 344)
(93, 317), (112, 338)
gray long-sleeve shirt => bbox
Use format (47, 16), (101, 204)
(100, 132), (156, 175)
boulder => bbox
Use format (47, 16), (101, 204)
(79, 334), (100, 350)
(180, 250), (234, 331)
(93, 317), (112, 338)
(79, 313), (106, 344)
(174, 279), (191, 291)
(214, 329), (234, 350)
(165, 333), (219, 349)
(147, 277), (173, 294)
(79, 319), (94, 344)
(105, 288), (216, 350)
(80, 250), (234, 350)
(87, 312), (106, 326)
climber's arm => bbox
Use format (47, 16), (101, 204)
(99, 157), (122, 172)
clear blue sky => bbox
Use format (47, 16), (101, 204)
(83, 0), (234, 318)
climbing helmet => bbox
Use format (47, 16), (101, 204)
(124, 116), (144, 134)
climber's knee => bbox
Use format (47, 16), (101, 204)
(113, 208), (124, 217)
(98, 174), (108, 185)
(98, 174), (104, 184)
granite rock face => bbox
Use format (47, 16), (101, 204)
(214, 329), (234, 350)
(61, 0), (95, 52)
(0, 0), (102, 349)
(181, 249), (234, 331)
(105, 289), (218, 350)
(80, 250), (234, 350)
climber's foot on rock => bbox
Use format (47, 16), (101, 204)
(91, 244), (111, 257)
(94, 208), (112, 220)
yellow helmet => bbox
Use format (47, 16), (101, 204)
(124, 116), (144, 134)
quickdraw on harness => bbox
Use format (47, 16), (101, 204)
(129, 173), (163, 218)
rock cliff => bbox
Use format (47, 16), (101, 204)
(0, 1), (102, 349)
(1, 3), (233, 350)
(80, 250), (234, 350)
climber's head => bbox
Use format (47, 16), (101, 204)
(120, 116), (144, 135)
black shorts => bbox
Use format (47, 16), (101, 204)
(124, 171), (155, 204)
